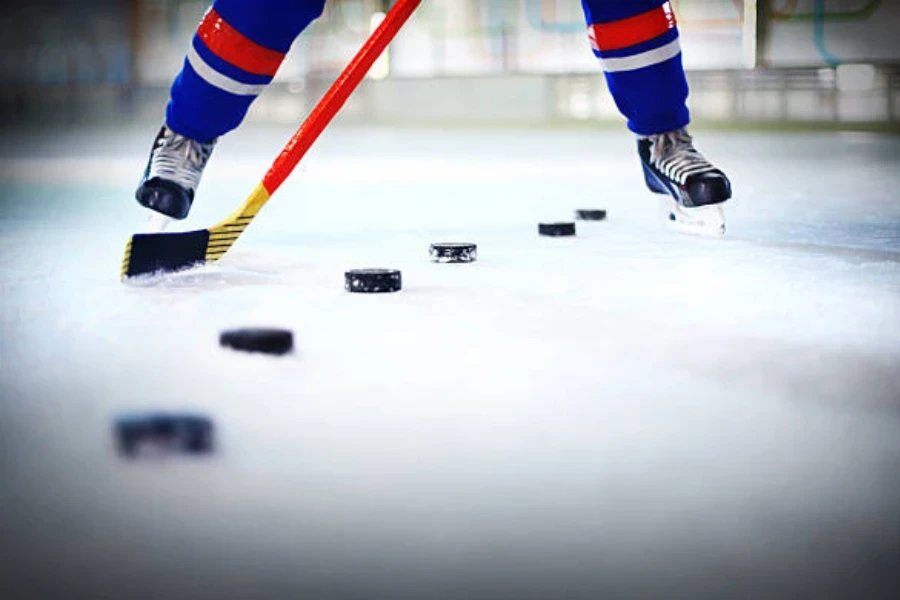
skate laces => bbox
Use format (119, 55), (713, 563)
(148, 126), (216, 192)
(649, 129), (716, 185)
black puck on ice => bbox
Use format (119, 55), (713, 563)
(538, 222), (576, 237)
(575, 209), (607, 221)
(114, 412), (214, 457)
(219, 327), (294, 355)
(429, 243), (477, 263)
(345, 268), (402, 293)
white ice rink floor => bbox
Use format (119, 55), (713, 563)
(1, 122), (899, 599)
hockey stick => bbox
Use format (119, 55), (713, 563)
(122, 0), (422, 280)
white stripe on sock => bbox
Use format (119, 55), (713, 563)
(598, 38), (681, 73)
(186, 44), (267, 97)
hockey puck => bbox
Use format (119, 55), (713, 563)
(345, 268), (402, 293)
(219, 327), (294, 355)
(538, 222), (576, 237)
(429, 243), (477, 263)
(575, 209), (607, 221)
(114, 412), (214, 457)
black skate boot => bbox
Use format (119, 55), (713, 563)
(135, 125), (217, 220)
(638, 128), (731, 235)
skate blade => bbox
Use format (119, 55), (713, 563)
(146, 211), (173, 233)
(663, 201), (725, 237)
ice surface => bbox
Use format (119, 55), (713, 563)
(1, 123), (899, 599)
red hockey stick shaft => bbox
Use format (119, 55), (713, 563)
(262, 0), (421, 194)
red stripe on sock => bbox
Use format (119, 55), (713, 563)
(588, 3), (677, 52)
(196, 8), (285, 77)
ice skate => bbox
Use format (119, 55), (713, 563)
(639, 128), (731, 236)
(135, 124), (216, 220)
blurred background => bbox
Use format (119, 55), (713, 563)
(0, 0), (898, 129)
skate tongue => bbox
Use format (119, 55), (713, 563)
(122, 230), (210, 279)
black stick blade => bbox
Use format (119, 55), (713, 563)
(122, 230), (210, 279)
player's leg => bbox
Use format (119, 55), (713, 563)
(137, 0), (327, 220)
(581, 0), (731, 212)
